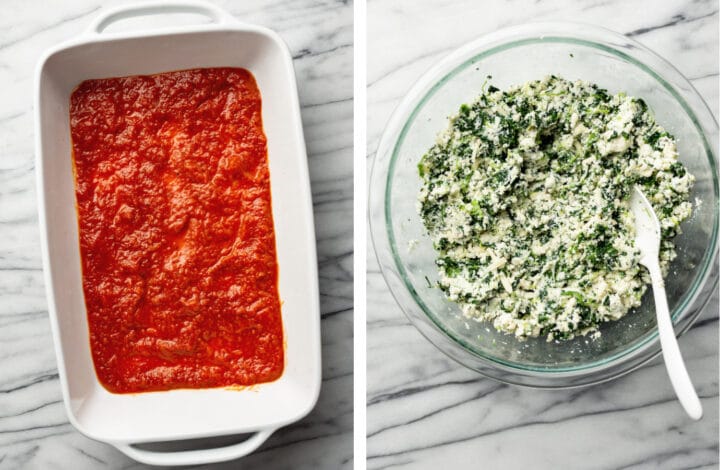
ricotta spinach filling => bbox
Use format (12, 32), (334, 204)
(417, 76), (694, 341)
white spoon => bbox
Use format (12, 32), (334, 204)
(630, 186), (702, 420)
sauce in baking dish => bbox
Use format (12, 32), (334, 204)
(69, 68), (284, 393)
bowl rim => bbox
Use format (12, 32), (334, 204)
(370, 21), (719, 387)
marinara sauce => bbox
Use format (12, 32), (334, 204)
(70, 68), (284, 393)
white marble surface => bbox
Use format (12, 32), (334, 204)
(367, 0), (719, 468)
(0, 0), (352, 468)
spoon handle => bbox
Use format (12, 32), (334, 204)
(647, 262), (703, 420)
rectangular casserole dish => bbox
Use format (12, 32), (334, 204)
(34, 1), (321, 466)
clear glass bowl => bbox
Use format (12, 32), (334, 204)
(369, 22), (719, 388)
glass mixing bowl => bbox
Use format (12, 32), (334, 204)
(369, 22), (719, 388)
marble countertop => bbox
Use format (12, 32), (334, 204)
(0, 0), (352, 468)
(367, 0), (718, 468)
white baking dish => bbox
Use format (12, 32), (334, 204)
(34, 1), (321, 466)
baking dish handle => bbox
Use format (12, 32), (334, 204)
(86, 0), (238, 35)
(113, 428), (276, 466)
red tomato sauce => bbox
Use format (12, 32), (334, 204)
(70, 68), (284, 393)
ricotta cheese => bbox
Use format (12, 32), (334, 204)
(417, 76), (694, 341)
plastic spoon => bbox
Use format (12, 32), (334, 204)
(630, 186), (702, 420)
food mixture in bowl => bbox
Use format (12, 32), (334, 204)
(417, 75), (694, 341)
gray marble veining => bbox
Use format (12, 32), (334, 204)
(367, 0), (719, 468)
(0, 0), (352, 468)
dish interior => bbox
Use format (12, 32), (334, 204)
(38, 29), (320, 442)
(385, 38), (718, 372)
